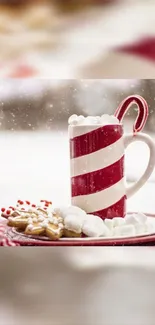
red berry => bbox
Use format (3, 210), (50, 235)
(1, 208), (5, 212)
(21, 208), (25, 211)
(44, 203), (49, 207)
(9, 206), (15, 210)
(45, 201), (52, 205)
(17, 200), (23, 205)
(25, 201), (30, 205)
(32, 204), (36, 208)
(6, 210), (11, 215)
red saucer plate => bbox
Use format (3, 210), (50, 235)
(1, 212), (155, 246)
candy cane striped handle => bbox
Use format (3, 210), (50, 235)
(114, 95), (148, 133)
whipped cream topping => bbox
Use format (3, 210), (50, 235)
(68, 114), (119, 126)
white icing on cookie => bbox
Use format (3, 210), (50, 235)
(59, 223), (64, 229)
(41, 220), (49, 229)
(48, 217), (54, 224)
(28, 208), (39, 214)
(53, 217), (59, 225)
(48, 226), (62, 235)
(8, 216), (14, 221)
(33, 217), (38, 223)
(14, 210), (21, 216)
(27, 224), (34, 231)
(47, 211), (53, 218)
(28, 217), (33, 224)
(38, 215), (45, 222)
(58, 217), (63, 223)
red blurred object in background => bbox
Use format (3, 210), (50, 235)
(8, 65), (38, 78)
(116, 38), (155, 62)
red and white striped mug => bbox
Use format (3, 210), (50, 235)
(69, 95), (155, 219)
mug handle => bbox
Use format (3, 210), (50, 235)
(124, 133), (155, 198)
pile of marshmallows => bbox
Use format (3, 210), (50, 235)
(68, 114), (120, 126)
(54, 206), (154, 238)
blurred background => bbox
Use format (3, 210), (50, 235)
(0, 0), (154, 77)
(0, 2), (155, 324)
(0, 78), (154, 214)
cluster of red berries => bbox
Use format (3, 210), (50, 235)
(40, 200), (52, 208)
(1, 199), (52, 216)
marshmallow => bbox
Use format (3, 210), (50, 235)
(68, 114), (120, 126)
(104, 218), (114, 230)
(55, 206), (87, 220)
(82, 214), (110, 237)
(125, 213), (147, 226)
(64, 214), (84, 234)
(125, 214), (140, 226)
(145, 220), (155, 233)
(77, 115), (85, 125)
(101, 114), (119, 125)
(112, 217), (125, 227)
(134, 223), (146, 235)
(84, 116), (98, 125)
(68, 114), (78, 125)
(113, 225), (136, 237)
(135, 212), (147, 224)
(93, 116), (101, 124)
(51, 207), (153, 239)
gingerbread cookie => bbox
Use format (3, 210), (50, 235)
(8, 215), (30, 230)
(25, 214), (64, 240)
(1, 200), (111, 240)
